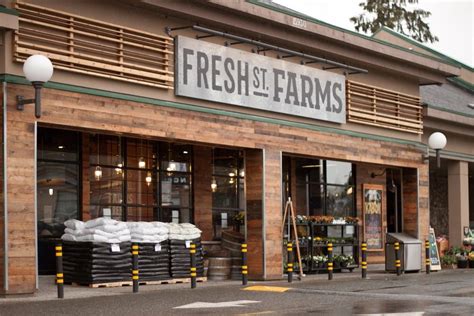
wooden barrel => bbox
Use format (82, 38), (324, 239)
(207, 257), (232, 281)
(231, 257), (242, 280)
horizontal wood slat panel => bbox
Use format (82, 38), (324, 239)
(14, 1), (174, 89)
(347, 80), (423, 134)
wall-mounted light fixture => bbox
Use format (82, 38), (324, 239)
(423, 132), (447, 168)
(17, 55), (54, 118)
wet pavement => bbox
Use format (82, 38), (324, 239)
(1, 268), (473, 315)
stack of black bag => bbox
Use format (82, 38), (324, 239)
(136, 241), (171, 281)
(63, 241), (131, 284)
(169, 238), (204, 278)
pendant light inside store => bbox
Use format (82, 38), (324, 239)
(146, 172), (152, 186)
(138, 139), (146, 169)
(115, 136), (123, 175)
(211, 148), (217, 192)
(94, 134), (102, 181)
(166, 143), (176, 173)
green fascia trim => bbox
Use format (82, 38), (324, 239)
(246, 0), (460, 70)
(424, 103), (474, 119)
(436, 149), (474, 162)
(0, 6), (18, 16)
(375, 27), (474, 72)
(1, 73), (426, 150)
(447, 77), (474, 93)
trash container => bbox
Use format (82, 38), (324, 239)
(385, 233), (422, 272)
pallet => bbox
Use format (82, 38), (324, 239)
(71, 277), (207, 288)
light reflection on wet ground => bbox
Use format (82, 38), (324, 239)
(305, 299), (474, 315)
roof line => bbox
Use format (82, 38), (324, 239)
(374, 26), (473, 72)
(424, 102), (474, 119)
(246, 0), (461, 70)
(447, 77), (474, 93)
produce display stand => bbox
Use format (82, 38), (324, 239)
(286, 221), (359, 274)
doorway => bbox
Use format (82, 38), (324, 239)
(386, 168), (402, 233)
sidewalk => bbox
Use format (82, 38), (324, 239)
(0, 264), (451, 303)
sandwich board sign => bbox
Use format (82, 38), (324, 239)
(429, 227), (441, 271)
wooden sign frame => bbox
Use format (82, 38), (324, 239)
(429, 227), (442, 271)
(362, 184), (384, 251)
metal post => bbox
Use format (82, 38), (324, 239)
(327, 243), (333, 280)
(425, 240), (430, 274)
(287, 241), (293, 283)
(55, 243), (64, 299)
(394, 242), (401, 276)
(241, 243), (248, 285)
(190, 243), (197, 289)
(361, 241), (367, 279)
(132, 244), (139, 293)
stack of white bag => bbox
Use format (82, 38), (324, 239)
(168, 223), (201, 240)
(62, 218), (131, 243)
(126, 222), (169, 243)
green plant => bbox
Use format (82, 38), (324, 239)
(446, 246), (463, 256)
(232, 212), (245, 225)
(441, 254), (456, 266)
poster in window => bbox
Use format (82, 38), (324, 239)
(363, 184), (383, 251)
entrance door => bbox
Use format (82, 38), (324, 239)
(386, 168), (402, 233)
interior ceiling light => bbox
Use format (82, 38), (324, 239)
(146, 172), (152, 186)
(95, 134), (102, 181)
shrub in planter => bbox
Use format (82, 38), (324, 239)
(456, 253), (468, 268)
(441, 254), (457, 269)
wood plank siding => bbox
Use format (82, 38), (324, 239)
(14, 1), (174, 89)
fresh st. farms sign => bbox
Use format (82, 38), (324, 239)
(175, 36), (346, 124)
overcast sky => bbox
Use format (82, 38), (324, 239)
(274, 0), (473, 67)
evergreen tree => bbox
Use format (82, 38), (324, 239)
(350, 0), (438, 43)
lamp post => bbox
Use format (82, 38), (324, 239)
(427, 132), (447, 168)
(17, 54), (54, 118)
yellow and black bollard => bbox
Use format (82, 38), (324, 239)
(425, 240), (430, 274)
(190, 243), (197, 289)
(132, 244), (139, 293)
(55, 243), (64, 299)
(361, 241), (367, 279)
(287, 241), (293, 283)
(327, 243), (333, 280)
(241, 243), (248, 285)
(394, 242), (401, 276)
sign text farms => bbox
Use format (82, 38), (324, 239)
(175, 36), (346, 124)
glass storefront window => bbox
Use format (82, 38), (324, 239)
(212, 148), (245, 239)
(326, 185), (354, 217)
(286, 157), (355, 218)
(38, 162), (79, 236)
(326, 160), (353, 185)
(37, 127), (80, 275)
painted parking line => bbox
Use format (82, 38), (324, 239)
(174, 300), (260, 309)
(242, 286), (291, 293)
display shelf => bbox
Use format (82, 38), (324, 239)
(285, 221), (359, 274)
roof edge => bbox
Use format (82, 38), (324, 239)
(246, 0), (462, 71)
(374, 26), (474, 72)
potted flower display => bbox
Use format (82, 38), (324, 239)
(456, 252), (468, 268)
(313, 255), (328, 269)
(469, 252), (474, 269)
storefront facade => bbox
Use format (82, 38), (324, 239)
(0, 0), (462, 294)
(373, 27), (474, 249)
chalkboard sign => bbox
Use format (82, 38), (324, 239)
(429, 227), (441, 271)
(363, 184), (384, 251)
